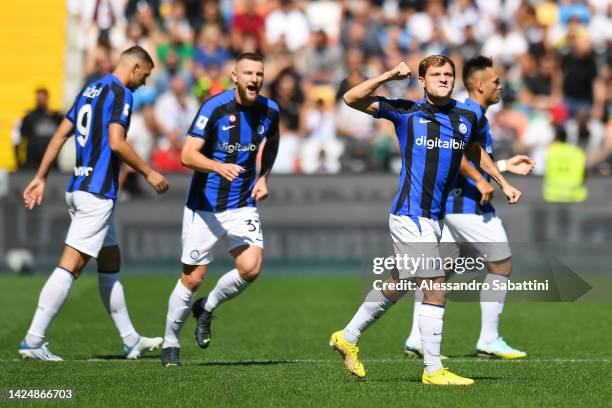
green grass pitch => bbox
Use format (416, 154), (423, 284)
(0, 273), (610, 407)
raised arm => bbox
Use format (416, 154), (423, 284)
(343, 62), (412, 115)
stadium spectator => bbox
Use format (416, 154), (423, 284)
(269, 68), (304, 131)
(193, 24), (231, 70)
(57, 0), (610, 176)
(482, 21), (528, 66)
(265, 0), (310, 53)
(16, 89), (63, 170)
(231, 0), (267, 52)
(560, 35), (601, 116)
(300, 29), (343, 85)
(154, 75), (198, 137)
(151, 129), (188, 173)
(156, 23), (194, 68)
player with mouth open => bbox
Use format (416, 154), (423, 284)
(161, 52), (280, 367)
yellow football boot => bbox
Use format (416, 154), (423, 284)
(422, 367), (474, 385)
(329, 330), (366, 378)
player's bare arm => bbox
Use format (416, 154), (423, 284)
(459, 155), (494, 206)
(181, 135), (244, 182)
(108, 123), (168, 193)
(251, 120), (279, 202)
(343, 62), (412, 115)
(499, 155), (535, 175)
(465, 143), (522, 204)
(23, 118), (74, 210)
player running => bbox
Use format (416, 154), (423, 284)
(161, 52), (279, 367)
(329, 55), (522, 385)
(19, 46), (169, 361)
(403, 56), (533, 360)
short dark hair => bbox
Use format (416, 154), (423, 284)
(462, 56), (493, 89)
(121, 45), (154, 68)
(418, 55), (455, 78)
(236, 52), (264, 64)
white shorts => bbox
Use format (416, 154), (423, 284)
(389, 215), (445, 279)
(65, 191), (118, 257)
(181, 206), (264, 265)
(441, 212), (511, 262)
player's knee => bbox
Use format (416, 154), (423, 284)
(487, 257), (512, 276)
(236, 257), (262, 282)
(181, 264), (207, 291)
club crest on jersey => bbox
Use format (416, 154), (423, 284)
(459, 122), (468, 134)
(229, 114), (237, 123)
(190, 250), (200, 260)
(257, 124), (265, 135)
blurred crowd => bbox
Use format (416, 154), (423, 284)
(15, 0), (612, 176)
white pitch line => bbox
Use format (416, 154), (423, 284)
(1, 358), (610, 364)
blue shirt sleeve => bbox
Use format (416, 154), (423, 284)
(65, 94), (79, 124)
(188, 99), (218, 140)
(372, 96), (415, 125)
(109, 87), (133, 127)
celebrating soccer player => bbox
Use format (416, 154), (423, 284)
(19, 46), (169, 361)
(329, 55), (522, 385)
(160, 52), (279, 367)
(403, 56), (534, 360)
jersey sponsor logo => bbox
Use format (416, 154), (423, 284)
(83, 86), (102, 99)
(74, 166), (94, 177)
(459, 122), (468, 134)
(415, 135), (465, 150)
(217, 141), (257, 154)
(123, 103), (130, 117)
(195, 115), (208, 130)
(419, 118), (431, 124)
(221, 124), (235, 131)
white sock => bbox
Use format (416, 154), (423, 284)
(405, 288), (423, 347)
(163, 280), (194, 348)
(419, 303), (445, 375)
(98, 272), (139, 347)
(478, 274), (509, 345)
(343, 289), (395, 344)
(25, 267), (75, 347)
(204, 269), (249, 312)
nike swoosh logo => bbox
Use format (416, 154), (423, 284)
(221, 125), (235, 131)
(419, 118), (431, 124)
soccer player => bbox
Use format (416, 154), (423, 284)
(329, 55), (522, 385)
(19, 46), (169, 361)
(403, 56), (533, 359)
(161, 52), (279, 367)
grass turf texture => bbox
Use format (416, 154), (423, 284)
(0, 274), (610, 407)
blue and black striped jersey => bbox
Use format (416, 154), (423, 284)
(445, 98), (495, 215)
(185, 90), (280, 212)
(65, 74), (133, 199)
(374, 96), (484, 222)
